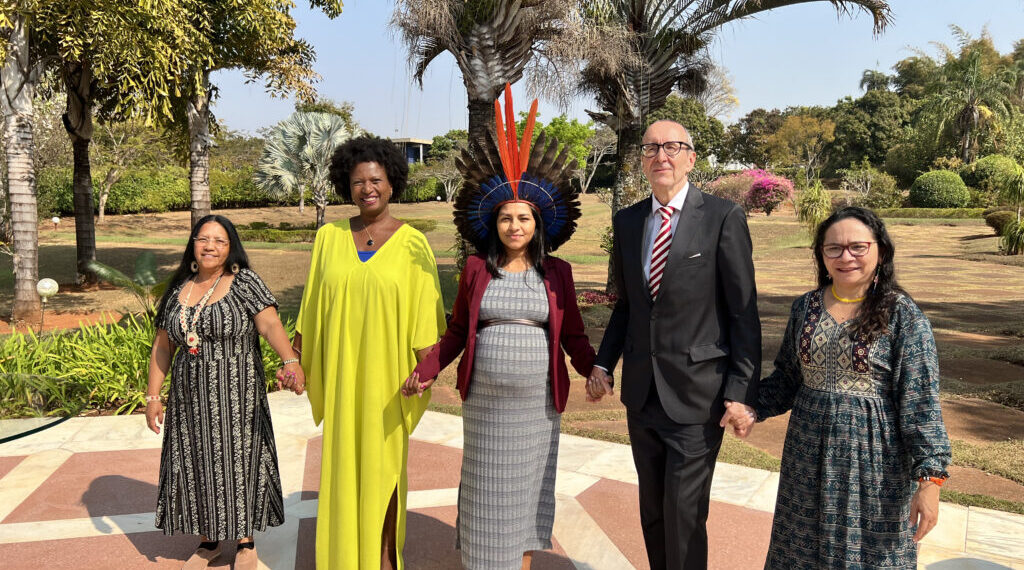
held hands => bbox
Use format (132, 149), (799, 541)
(910, 480), (941, 542)
(401, 371), (436, 398)
(275, 362), (306, 395)
(145, 401), (164, 434)
(586, 367), (614, 402)
(720, 400), (756, 438)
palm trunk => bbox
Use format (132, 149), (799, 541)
(63, 59), (97, 285)
(187, 71), (212, 229)
(467, 97), (496, 156)
(1, 15), (41, 321)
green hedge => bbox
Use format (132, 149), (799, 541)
(960, 154), (1018, 193)
(875, 208), (985, 219)
(237, 228), (317, 243)
(909, 170), (970, 208)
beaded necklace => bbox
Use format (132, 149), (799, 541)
(179, 272), (224, 355)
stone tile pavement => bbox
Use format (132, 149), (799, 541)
(1, 392), (1021, 569)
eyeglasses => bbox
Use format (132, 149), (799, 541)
(640, 141), (693, 158)
(822, 241), (874, 258)
(194, 237), (230, 248)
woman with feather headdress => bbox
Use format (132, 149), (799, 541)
(402, 86), (600, 569)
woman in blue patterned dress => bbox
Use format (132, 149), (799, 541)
(756, 206), (951, 569)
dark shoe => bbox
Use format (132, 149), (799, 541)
(182, 543), (221, 569)
(234, 542), (258, 570)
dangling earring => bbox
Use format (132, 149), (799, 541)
(230, 263), (240, 274)
(871, 269), (879, 292)
(190, 261), (198, 273)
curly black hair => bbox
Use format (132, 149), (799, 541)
(813, 206), (908, 342)
(328, 135), (409, 202)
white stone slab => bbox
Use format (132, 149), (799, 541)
(0, 448), (73, 522)
(552, 496), (634, 570)
(965, 507), (1024, 562)
(921, 503), (969, 553)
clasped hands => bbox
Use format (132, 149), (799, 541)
(720, 400), (756, 438)
(275, 361), (306, 395)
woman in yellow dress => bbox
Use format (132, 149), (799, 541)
(283, 135), (445, 569)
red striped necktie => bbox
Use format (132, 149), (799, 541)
(649, 205), (675, 300)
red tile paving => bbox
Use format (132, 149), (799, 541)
(300, 435), (321, 500)
(0, 455), (25, 480)
(0, 531), (227, 570)
(408, 440), (463, 492)
(3, 449), (161, 523)
(576, 479), (649, 569)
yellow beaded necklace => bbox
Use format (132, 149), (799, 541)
(831, 284), (866, 304)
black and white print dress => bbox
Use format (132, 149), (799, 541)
(155, 268), (285, 540)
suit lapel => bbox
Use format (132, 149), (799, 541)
(662, 186), (705, 279)
(621, 202), (651, 305)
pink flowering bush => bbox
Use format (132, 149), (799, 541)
(744, 169), (794, 216)
(577, 290), (618, 307)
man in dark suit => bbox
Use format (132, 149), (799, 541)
(588, 120), (761, 570)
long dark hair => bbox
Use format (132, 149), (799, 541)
(483, 204), (548, 278)
(154, 215), (251, 324)
(813, 206), (907, 342)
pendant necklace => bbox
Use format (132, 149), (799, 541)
(360, 220), (376, 246)
(179, 272), (225, 355)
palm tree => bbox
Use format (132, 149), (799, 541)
(926, 47), (1016, 163)
(392, 0), (614, 151)
(253, 112), (358, 228)
(579, 0), (890, 216)
(1, 12), (41, 321)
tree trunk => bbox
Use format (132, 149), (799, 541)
(63, 59), (97, 285)
(313, 187), (327, 229)
(298, 182), (305, 213)
(605, 120), (644, 295)
(187, 71), (212, 229)
(1, 15), (41, 321)
(467, 96), (497, 156)
(98, 167), (119, 223)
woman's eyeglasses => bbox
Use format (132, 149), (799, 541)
(822, 242), (874, 258)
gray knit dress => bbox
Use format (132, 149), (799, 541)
(458, 267), (559, 569)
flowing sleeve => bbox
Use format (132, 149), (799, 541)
(408, 236), (446, 352)
(892, 297), (951, 479)
(236, 269), (279, 317)
(297, 227), (328, 425)
(756, 295), (806, 421)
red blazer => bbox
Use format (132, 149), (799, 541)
(413, 254), (596, 413)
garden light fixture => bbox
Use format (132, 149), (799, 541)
(36, 278), (58, 332)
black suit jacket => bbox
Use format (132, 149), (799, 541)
(596, 187), (761, 424)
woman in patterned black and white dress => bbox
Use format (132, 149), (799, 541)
(145, 215), (301, 570)
(756, 207), (951, 569)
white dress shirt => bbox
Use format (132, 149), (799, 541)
(642, 182), (689, 282)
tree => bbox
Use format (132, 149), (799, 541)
(295, 97), (360, 133)
(826, 89), (910, 173)
(695, 64), (739, 120)
(924, 27), (1017, 163)
(999, 162), (1024, 222)
(392, 1), (619, 152)
(517, 114), (594, 191)
(171, 0), (344, 229)
(764, 114), (836, 184)
(859, 69), (891, 92)
(253, 112), (358, 228)
(1, 8), (42, 320)
(582, 125), (616, 194)
(726, 108), (785, 168)
(578, 0), (890, 218)
(891, 56), (938, 100)
(92, 119), (163, 222)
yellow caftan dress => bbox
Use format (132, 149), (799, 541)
(297, 219), (445, 569)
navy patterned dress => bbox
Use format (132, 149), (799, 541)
(756, 289), (950, 569)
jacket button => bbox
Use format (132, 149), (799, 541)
(651, 350), (657, 356)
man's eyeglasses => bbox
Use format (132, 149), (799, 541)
(822, 242), (874, 259)
(640, 141), (693, 158)
(194, 237), (230, 248)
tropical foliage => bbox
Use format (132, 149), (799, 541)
(254, 112), (359, 228)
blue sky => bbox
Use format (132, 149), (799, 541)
(212, 0), (1024, 139)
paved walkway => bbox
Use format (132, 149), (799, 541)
(1, 392), (1022, 569)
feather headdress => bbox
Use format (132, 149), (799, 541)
(453, 84), (581, 253)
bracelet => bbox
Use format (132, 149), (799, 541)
(918, 476), (947, 487)
(145, 395), (161, 403)
(282, 358), (299, 365)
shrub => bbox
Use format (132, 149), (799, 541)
(237, 228), (317, 243)
(960, 154), (1018, 193)
(840, 159), (901, 209)
(707, 171), (754, 207)
(796, 180), (831, 233)
(403, 176), (442, 202)
(1002, 218), (1024, 255)
(36, 167), (74, 218)
(875, 208), (984, 219)
(103, 167), (191, 213)
(401, 218), (438, 234)
(909, 171), (970, 208)
(576, 290), (618, 306)
(986, 210), (1017, 236)
(745, 170), (794, 216)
